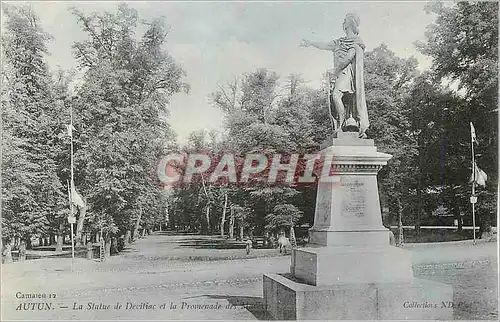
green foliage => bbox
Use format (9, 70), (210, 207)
(265, 204), (303, 232)
(3, 1), (496, 243)
(273, 76), (316, 153)
(2, 4), (67, 242)
(2, 3), (184, 244)
(68, 4), (187, 236)
(362, 45), (420, 221)
(240, 69), (279, 123)
(415, 1), (498, 228)
(208, 69), (314, 234)
(415, 1), (498, 104)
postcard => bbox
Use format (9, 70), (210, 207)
(1, 1), (498, 321)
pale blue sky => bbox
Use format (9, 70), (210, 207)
(10, 1), (440, 142)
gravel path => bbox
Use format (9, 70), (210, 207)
(2, 233), (497, 320)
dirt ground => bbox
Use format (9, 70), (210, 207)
(1, 232), (498, 320)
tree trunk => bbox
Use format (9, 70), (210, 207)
(454, 197), (463, 232)
(133, 208), (142, 241)
(98, 235), (105, 261)
(289, 225), (296, 248)
(75, 205), (87, 246)
(56, 221), (64, 253)
(142, 228), (146, 237)
(229, 206), (235, 239)
(3, 240), (13, 263)
(86, 241), (93, 260)
(200, 173), (210, 233)
(111, 237), (118, 255)
(416, 134), (422, 238)
(205, 205), (210, 234)
(19, 239), (27, 262)
(125, 230), (132, 244)
(397, 197), (404, 247)
(104, 235), (111, 258)
(239, 222), (244, 241)
(220, 193), (228, 237)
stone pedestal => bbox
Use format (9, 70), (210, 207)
(290, 245), (413, 286)
(263, 133), (453, 320)
(308, 133), (391, 248)
(263, 274), (453, 320)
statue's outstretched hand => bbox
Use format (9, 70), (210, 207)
(300, 39), (310, 47)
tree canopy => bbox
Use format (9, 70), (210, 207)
(2, 2), (497, 254)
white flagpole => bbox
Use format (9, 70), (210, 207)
(70, 217), (75, 266)
(70, 104), (74, 200)
(70, 104), (75, 264)
(66, 180), (74, 271)
(471, 126), (477, 245)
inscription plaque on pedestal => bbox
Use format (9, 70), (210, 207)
(342, 179), (366, 218)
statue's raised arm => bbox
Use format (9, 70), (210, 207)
(301, 13), (369, 138)
(300, 39), (337, 51)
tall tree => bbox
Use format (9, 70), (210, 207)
(69, 4), (187, 253)
(211, 69), (309, 236)
(2, 4), (67, 257)
(416, 1), (498, 231)
(363, 44), (420, 227)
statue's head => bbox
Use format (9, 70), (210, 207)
(343, 13), (360, 35)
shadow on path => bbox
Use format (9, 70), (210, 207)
(179, 239), (247, 249)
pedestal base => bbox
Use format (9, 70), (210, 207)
(263, 273), (453, 320)
(308, 228), (391, 247)
(290, 245), (414, 285)
(262, 134), (454, 319)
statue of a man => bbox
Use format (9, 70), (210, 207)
(301, 13), (369, 138)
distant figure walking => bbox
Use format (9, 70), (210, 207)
(388, 230), (396, 246)
(245, 237), (253, 255)
(268, 235), (276, 249)
(278, 236), (291, 255)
